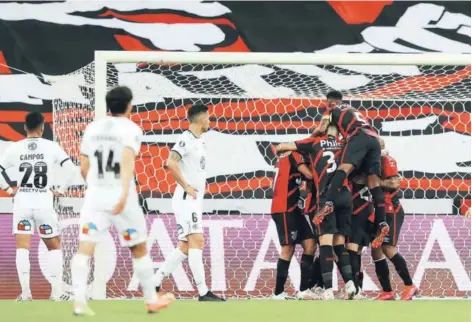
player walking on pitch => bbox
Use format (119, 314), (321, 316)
(0, 112), (76, 301)
(71, 86), (174, 316)
(153, 103), (225, 302)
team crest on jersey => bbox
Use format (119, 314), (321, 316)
(291, 230), (298, 241)
(17, 220), (31, 231)
(39, 224), (53, 235)
(200, 156), (206, 170)
(28, 142), (37, 151)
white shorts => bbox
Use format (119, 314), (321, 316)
(13, 208), (59, 238)
(172, 198), (203, 241)
(79, 202), (147, 248)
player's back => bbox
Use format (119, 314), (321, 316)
(328, 104), (375, 139)
(1, 138), (68, 210)
(81, 116), (142, 210)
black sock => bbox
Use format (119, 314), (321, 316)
(275, 258), (290, 295)
(374, 258), (392, 292)
(390, 253), (413, 286)
(333, 245), (353, 284)
(310, 256), (323, 289)
(348, 250), (361, 291)
(358, 270), (364, 290)
(325, 170), (347, 203)
(320, 245), (335, 289)
(370, 186), (386, 223)
(300, 254), (314, 292)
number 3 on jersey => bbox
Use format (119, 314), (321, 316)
(322, 151), (337, 173)
(94, 147), (120, 178)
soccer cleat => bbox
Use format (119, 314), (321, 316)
(375, 291), (395, 301)
(198, 291), (226, 302)
(353, 289), (368, 300)
(50, 292), (72, 302)
(401, 285), (418, 301)
(296, 289), (317, 300)
(272, 292), (291, 300)
(73, 303), (95, 316)
(321, 288), (335, 300)
(146, 293), (175, 314)
(16, 294), (32, 302)
(311, 286), (324, 297)
(371, 221), (390, 248)
(312, 202), (334, 225)
(344, 280), (357, 300)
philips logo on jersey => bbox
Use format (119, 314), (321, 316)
(200, 156), (206, 170)
(320, 140), (343, 149)
(20, 154), (44, 161)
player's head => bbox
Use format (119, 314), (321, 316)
(327, 124), (339, 138)
(188, 103), (210, 133)
(24, 111), (45, 136)
(377, 136), (386, 150)
(326, 90), (343, 108)
(106, 86), (133, 116)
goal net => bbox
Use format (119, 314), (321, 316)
(52, 52), (471, 299)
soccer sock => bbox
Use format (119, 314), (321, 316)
(389, 253), (413, 286)
(333, 245), (353, 284)
(275, 258), (290, 295)
(319, 245), (335, 289)
(309, 256), (323, 289)
(370, 186), (387, 223)
(133, 255), (158, 305)
(71, 254), (90, 304)
(325, 170), (347, 202)
(348, 250), (361, 291)
(154, 248), (188, 290)
(374, 258), (392, 292)
(48, 249), (63, 297)
(359, 270), (364, 290)
(299, 254), (314, 292)
(16, 248), (31, 296)
(188, 248), (209, 296)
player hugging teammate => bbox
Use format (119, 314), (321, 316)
(272, 90), (416, 300)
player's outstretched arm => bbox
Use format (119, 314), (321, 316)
(380, 175), (402, 192)
(274, 142), (297, 154)
(80, 154), (90, 180)
(297, 164), (313, 180)
(311, 117), (330, 137)
(166, 151), (197, 199)
(55, 159), (77, 195)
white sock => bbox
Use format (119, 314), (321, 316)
(49, 249), (63, 297)
(16, 248), (31, 296)
(72, 254), (90, 304)
(133, 255), (158, 304)
(188, 248), (208, 296)
(153, 248), (187, 287)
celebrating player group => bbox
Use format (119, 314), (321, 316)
(272, 90), (418, 301)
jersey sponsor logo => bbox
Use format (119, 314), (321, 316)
(27, 142), (37, 151)
(178, 140), (185, 148)
(200, 156), (206, 170)
(17, 220), (31, 231)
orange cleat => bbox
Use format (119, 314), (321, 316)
(146, 293), (175, 314)
(312, 202), (334, 225)
(372, 222), (390, 248)
(375, 291), (395, 301)
(401, 285), (418, 301)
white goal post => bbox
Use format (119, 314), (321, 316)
(52, 51), (470, 300)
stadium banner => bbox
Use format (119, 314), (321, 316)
(0, 213), (469, 299)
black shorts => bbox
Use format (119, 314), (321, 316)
(272, 210), (315, 246)
(383, 208), (405, 246)
(315, 188), (352, 237)
(349, 202), (375, 247)
(341, 130), (381, 177)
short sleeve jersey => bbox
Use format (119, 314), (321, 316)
(381, 154), (403, 214)
(271, 151), (307, 214)
(171, 131), (206, 199)
(0, 138), (70, 210)
(80, 116), (142, 207)
(324, 104), (376, 139)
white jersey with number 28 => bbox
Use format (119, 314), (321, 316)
(80, 116), (142, 210)
(0, 138), (70, 210)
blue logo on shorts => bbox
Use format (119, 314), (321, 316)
(123, 228), (138, 241)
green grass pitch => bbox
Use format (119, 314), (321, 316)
(0, 299), (470, 322)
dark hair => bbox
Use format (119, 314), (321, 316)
(326, 90), (343, 100)
(106, 86), (133, 115)
(25, 111), (45, 131)
(187, 103), (209, 123)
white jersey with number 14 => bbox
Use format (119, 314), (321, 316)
(80, 116), (142, 211)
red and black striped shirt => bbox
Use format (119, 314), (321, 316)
(351, 181), (375, 222)
(324, 104), (377, 139)
(271, 152), (308, 214)
(381, 154), (403, 215)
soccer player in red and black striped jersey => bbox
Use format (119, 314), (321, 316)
(275, 125), (357, 300)
(372, 139), (418, 301)
(270, 151), (316, 299)
(312, 91), (389, 248)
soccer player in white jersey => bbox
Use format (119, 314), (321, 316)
(153, 104), (225, 302)
(71, 86), (174, 316)
(0, 111), (76, 301)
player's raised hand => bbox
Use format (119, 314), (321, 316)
(184, 185), (198, 199)
(112, 194), (127, 215)
(6, 186), (18, 196)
